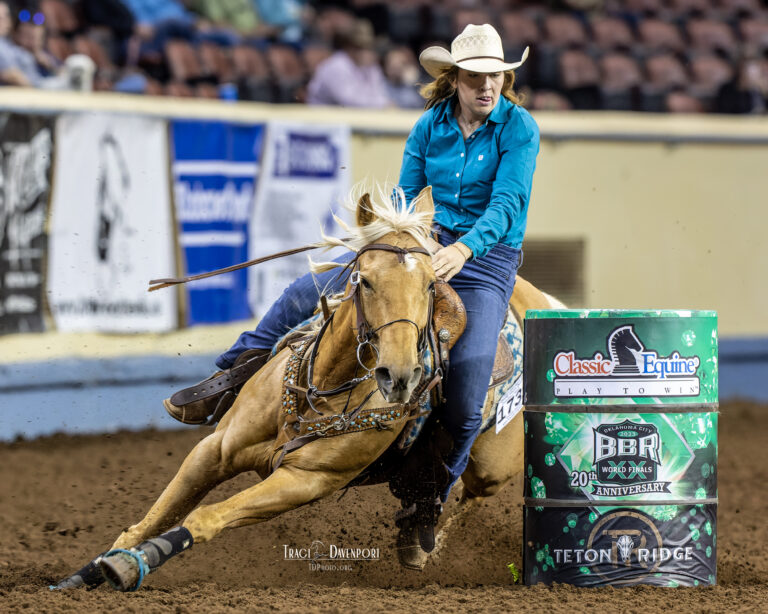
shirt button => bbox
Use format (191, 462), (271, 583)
(455, 172), (460, 177)
(460, 153), (464, 157)
(454, 193), (458, 198)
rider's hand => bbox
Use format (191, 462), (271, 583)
(424, 236), (442, 254)
(432, 242), (472, 282)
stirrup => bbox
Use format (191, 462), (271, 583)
(164, 349), (270, 425)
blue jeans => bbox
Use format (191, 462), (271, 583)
(218, 227), (521, 501)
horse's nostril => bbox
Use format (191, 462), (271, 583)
(375, 367), (393, 393)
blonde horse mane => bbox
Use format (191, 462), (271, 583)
(309, 183), (433, 275)
(305, 183), (434, 315)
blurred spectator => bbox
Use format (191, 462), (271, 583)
(591, 16), (634, 52)
(78, 0), (135, 40)
(189, 0), (272, 38)
(665, 88), (704, 113)
(15, 21), (59, 77)
(307, 18), (391, 108)
(642, 52), (688, 111)
(78, 0), (136, 64)
(638, 19), (685, 55)
(266, 43), (306, 102)
(121, 0), (195, 29)
(716, 56), (768, 113)
(382, 46), (422, 109)
(254, 0), (308, 43)
(310, 6), (356, 46)
(530, 90), (573, 111)
(0, 1), (46, 86)
(687, 19), (738, 60)
(599, 53), (642, 111)
(120, 0), (197, 63)
(544, 14), (588, 48)
(689, 53), (735, 107)
(559, 49), (601, 109)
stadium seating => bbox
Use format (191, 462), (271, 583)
(6, 0), (760, 113)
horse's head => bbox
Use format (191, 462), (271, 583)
(350, 186), (436, 404)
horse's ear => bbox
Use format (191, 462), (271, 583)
(410, 186), (434, 224)
(356, 192), (375, 227)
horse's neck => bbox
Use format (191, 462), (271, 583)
(312, 298), (376, 402)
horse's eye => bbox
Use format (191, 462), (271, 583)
(360, 277), (372, 290)
(427, 281), (435, 293)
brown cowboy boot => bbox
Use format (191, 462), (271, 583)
(163, 349), (271, 425)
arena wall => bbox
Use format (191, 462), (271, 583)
(0, 89), (765, 441)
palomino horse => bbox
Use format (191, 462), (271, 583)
(53, 185), (557, 590)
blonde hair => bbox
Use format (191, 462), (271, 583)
(420, 66), (522, 109)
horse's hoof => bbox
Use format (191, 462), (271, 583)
(49, 575), (85, 590)
(99, 552), (141, 591)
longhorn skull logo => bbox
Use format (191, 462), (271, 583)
(617, 534), (634, 563)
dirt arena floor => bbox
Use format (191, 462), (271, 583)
(1, 400), (765, 613)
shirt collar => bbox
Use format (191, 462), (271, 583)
(436, 95), (515, 125)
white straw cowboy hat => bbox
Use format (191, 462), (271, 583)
(419, 24), (529, 79)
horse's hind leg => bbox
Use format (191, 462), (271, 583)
(461, 412), (524, 499)
(423, 414), (525, 569)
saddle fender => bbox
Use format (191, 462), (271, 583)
(432, 280), (466, 350)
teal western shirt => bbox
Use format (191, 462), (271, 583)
(398, 96), (539, 257)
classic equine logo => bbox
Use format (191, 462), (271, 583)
(552, 325), (701, 397)
(554, 510), (693, 582)
(592, 420), (670, 496)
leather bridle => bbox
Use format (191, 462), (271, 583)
(304, 243), (434, 414)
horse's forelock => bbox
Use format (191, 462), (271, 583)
(308, 183), (433, 275)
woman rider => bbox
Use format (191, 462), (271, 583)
(165, 23), (539, 543)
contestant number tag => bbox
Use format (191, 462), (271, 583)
(496, 375), (523, 434)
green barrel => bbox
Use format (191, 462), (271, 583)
(522, 310), (718, 587)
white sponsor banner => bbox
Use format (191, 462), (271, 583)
(48, 113), (177, 332)
(553, 378), (700, 397)
(249, 122), (351, 317)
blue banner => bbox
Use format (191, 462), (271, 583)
(171, 121), (264, 325)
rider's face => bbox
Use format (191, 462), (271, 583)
(454, 69), (504, 121)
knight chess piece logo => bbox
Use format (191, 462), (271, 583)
(552, 324), (701, 397)
(609, 326), (643, 374)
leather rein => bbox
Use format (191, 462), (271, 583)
(149, 237), (445, 462)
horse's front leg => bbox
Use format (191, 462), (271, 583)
(112, 375), (283, 550)
(183, 462), (357, 542)
(184, 427), (396, 541)
(51, 428), (235, 590)
(111, 428), (233, 550)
